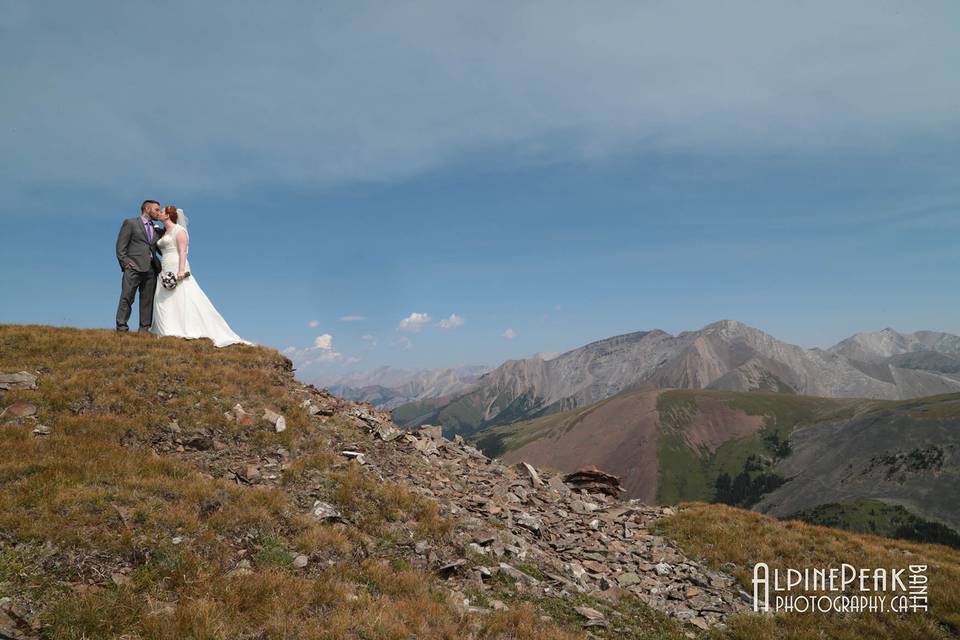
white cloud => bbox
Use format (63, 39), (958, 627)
(282, 334), (350, 368)
(394, 336), (413, 351)
(313, 334), (334, 350)
(308, 320), (320, 328)
(339, 315), (367, 322)
(438, 313), (465, 330)
(361, 334), (377, 348)
(503, 328), (518, 339)
(399, 312), (432, 333)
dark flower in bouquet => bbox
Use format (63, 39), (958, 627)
(160, 271), (191, 290)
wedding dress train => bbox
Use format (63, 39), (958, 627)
(150, 224), (250, 348)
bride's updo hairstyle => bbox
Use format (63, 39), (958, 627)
(164, 206), (179, 223)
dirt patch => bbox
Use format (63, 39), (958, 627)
(682, 398), (764, 454)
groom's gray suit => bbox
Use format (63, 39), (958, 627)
(115, 216), (164, 331)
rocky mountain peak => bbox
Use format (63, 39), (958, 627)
(829, 328), (960, 363)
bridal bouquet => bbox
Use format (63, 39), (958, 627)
(160, 271), (192, 290)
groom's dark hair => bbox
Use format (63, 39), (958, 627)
(140, 199), (160, 213)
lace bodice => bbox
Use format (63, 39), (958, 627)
(158, 224), (190, 272)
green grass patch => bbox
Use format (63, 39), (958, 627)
(788, 498), (960, 550)
(655, 390), (852, 505)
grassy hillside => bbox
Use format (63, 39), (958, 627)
(392, 392), (487, 435)
(659, 503), (960, 639)
(654, 389), (858, 505)
(0, 325), (574, 639)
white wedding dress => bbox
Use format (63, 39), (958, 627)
(151, 224), (250, 348)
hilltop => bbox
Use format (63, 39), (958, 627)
(1, 325), (958, 639)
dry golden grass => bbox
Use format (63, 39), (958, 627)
(658, 502), (960, 640)
(0, 324), (571, 639)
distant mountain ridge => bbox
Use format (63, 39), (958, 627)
(325, 364), (489, 410)
(392, 320), (960, 437)
(829, 328), (960, 362)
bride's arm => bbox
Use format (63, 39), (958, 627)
(177, 228), (189, 277)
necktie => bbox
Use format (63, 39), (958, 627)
(145, 220), (154, 243)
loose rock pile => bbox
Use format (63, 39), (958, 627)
(291, 385), (753, 632)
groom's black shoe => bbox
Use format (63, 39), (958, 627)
(116, 325), (129, 332)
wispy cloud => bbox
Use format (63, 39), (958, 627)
(308, 320), (320, 328)
(315, 350), (343, 363)
(438, 313), (465, 330)
(502, 328), (518, 340)
(399, 312), (432, 333)
(339, 315), (367, 322)
(4, 3), (958, 198)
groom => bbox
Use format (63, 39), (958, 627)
(115, 199), (164, 332)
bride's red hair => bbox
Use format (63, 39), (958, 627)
(164, 206), (179, 224)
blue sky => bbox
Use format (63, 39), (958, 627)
(1, 1), (958, 381)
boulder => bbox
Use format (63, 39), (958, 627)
(1, 401), (37, 419)
(310, 500), (343, 522)
(0, 371), (37, 391)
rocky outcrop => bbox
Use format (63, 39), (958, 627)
(337, 406), (752, 629)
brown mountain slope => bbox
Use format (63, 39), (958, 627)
(498, 387), (662, 501)
(485, 387), (768, 502)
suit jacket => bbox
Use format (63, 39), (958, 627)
(116, 216), (164, 273)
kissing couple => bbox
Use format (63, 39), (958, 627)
(115, 199), (250, 348)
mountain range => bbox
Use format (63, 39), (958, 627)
(391, 320), (960, 437)
(323, 364), (489, 410)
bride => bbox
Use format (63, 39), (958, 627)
(151, 206), (250, 347)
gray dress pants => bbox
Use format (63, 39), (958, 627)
(116, 268), (157, 330)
